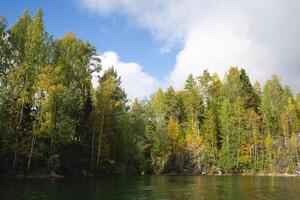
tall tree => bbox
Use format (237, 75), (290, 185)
(184, 74), (202, 149)
(25, 8), (48, 170)
(261, 75), (284, 137)
(202, 107), (218, 168)
(240, 69), (260, 111)
(92, 68), (126, 170)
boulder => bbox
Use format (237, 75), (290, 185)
(48, 170), (63, 179)
(82, 170), (87, 176)
(47, 154), (60, 171)
(49, 171), (57, 176)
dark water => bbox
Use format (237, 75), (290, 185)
(1, 176), (300, 200)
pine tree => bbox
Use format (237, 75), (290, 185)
(240, 69), (260, 111)
(202, 107), (218, 167)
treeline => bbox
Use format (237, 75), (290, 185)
(1, 10), (300, 176)
(140, 70), (300, 175)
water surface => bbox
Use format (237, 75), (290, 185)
(1, 176), (300, 200)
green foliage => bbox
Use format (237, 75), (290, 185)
(240, 69), (260, 111)
(261, 75), (284, 136)
(0, 9), (300, 176)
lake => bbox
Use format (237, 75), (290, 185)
(0, 176), (300, 199)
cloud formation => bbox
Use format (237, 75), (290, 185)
(81, 0), (300, 93)
(92, 51), (160, 99)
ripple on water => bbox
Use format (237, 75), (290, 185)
(1, 176), (300, 200)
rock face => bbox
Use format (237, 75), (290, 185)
(47, 154), (60, 171)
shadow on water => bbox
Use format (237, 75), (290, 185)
(1, 176), (300, 200)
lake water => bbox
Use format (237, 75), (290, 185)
(1, 176), (300, 200)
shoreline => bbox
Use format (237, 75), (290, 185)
(161, 172), (300, 177)
(243, 173), (299, 177)
(2, 173), (299, 180)
(1, 173), (64, 179)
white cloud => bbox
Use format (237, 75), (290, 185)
(81, 0), (300, 93)
(168, 19), (275, 90)
(92, 51), (160, 99)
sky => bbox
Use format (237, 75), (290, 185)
(1, 0), (300, 99)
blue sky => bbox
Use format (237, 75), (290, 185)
(1, 0), (300, 98)
(0, 0), (177, 82)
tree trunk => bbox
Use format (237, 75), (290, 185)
(91, 128), (95, 169)
(96, 114), (104, 169)
(191, 112), (195, 149)
(236, 118), (241, 170)
(13, 146), (17, 168)
(13, 98), (25, 168)
(27, 134), (36, 171)
(50, 103), (57, 155)
(212, 141), (216, 163)
(253, 131), (257, 169)
(14, 75), (27, 168)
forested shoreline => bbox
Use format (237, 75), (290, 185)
(1, 9), (300, 177)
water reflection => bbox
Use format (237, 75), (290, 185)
(0, 176), (300, 200)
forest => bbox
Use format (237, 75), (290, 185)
(1, 9), (300, 176)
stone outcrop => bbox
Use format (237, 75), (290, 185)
(47, 154), (61, 171)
